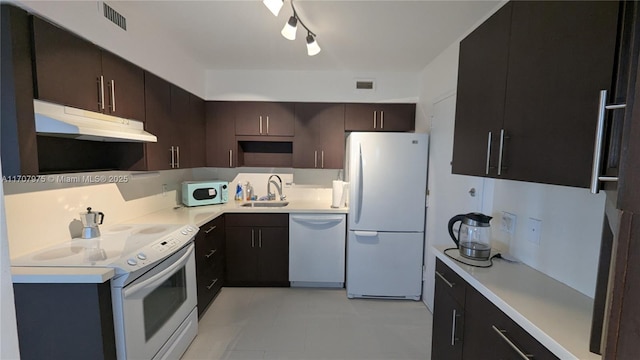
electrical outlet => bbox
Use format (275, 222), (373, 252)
(527, 218), (542, 245)
(500, 212), (517, 234)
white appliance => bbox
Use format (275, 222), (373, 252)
(11, 223), (199, 360)
(345, 132), (428, 300)
(289, 214), (346, 288)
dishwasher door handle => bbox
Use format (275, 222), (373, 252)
(291, 216), (344, 226)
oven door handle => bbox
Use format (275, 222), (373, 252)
(123, 244), (194, 299)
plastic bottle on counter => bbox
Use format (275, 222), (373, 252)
(235, 182), (242, 201)
(245, 181), (254, 201)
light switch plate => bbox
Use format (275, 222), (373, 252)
(527, 218), (542, 245)
(500, 212), (517, 234)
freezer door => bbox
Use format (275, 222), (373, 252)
(346, 231), (423, 300)
(347, 132), (428, 232)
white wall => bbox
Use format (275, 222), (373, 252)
(206, 70), (418, 102)
(418, 1), (606, 300)
(13, 0), (206, 97)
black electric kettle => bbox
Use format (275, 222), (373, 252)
(448, 213), (492, 260)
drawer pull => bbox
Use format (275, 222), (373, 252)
(204, 225), (217, 234)
(492, 325), (534, 359)
(435, 271), (455, 288)
(206, 278), (218, 290)
(205, 249), (217, 258)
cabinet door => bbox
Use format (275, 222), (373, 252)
(501, 1), (619, 187)
(225, 227), (259, 284)
(100, 51), (145, 121)
(257, 226), (289, 284)
(195, 217), (225, 316)
(377, 104), (415, 132)
(293, 103), (345, 168)
(464, 287), (559, 360)
(187, 95), (206, 168)
(206, 101), (237, 167)
(235, 102), (295, 136)
(432, 281), (464, 360)
(144, 72), (173, 170)
(345, 104), (377, 131)
(451, 2), (512, 178)
(32, 17), (102, 112)
(170, 85), (190, 168)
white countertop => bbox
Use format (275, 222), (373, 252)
(433, 246), (599, 360)
(12, 199), (347, 283)
(12, 267), (115, 284)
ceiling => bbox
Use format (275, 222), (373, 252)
(113, 0), (500, 72)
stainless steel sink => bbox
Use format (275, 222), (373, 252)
(241, 201), (289, 208)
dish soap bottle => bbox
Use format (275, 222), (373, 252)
(245, 181), (254, 201)
(235, 182), (242, 201)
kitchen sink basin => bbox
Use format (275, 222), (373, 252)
(241, 201), (289, 208)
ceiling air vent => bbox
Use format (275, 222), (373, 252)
(101, 2), (127, 31)
(355, 80), (375, 90)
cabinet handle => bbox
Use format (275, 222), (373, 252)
(259, 116), (263, 134)
(109, 79), (116, 112)
(229, 150), (233, 168)
(206, 278), (219, 290)
(176, 146), (180, 168)
(497, 129), (506, 176)
(590, 89), (623, 194)
(170, 146), (175, 168)
(435, 271), (455, 288)
(258, 229), (262, 248)
(451, 309), (460, 346)
(315, 150), (318, 168)
(98, 76), (105, 110)
(373, 111), (377, 129)
(492, 325), (534, 359)
(381, 110), (384, 129)
(485, 131), (492, 175)
(266, 116), (269, 134)
(204, 225), (217, 234)
(321, 150), (324, 169)
(251, 229), (255, 248)
(205, 249), (217, 258)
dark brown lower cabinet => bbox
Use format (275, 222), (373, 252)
(195, 215), (225, 317)
(432, 259), (558, 360)
(13, 281), (116, 360)
(225, 213), (289, 286)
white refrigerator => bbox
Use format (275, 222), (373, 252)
(345, 132), (428, 300)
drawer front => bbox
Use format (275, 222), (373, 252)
(197, 262), (224, 317)
(435, 258), (467, 306)
(225, 213), (288, 227)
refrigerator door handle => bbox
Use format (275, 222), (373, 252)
(355, 143), (364, 223)
(354, 231), (378, 237)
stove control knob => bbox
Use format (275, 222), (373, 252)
(187, 227), (194, 232)
(137, 253), (147, 260)
(181, 230), (188, 235)
(127, 258), (138, 266)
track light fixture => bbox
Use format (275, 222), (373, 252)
(264, 0), (321, 56)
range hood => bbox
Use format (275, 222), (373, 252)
(34, 100), (157, 142)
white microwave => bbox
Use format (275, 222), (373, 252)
(182, 181), (229, 206)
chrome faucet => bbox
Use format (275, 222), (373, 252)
(267, 175), (285, 201)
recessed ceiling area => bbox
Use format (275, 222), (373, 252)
(112, 1), (501, 72)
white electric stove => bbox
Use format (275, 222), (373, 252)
(12, 223), (201, 360)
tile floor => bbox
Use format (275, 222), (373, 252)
(182, 287), (433, 360)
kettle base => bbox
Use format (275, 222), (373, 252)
(459, 241), (491, 261)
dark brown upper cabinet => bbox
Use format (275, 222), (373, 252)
(206, 101), (238, 168)
(31, 17), (145, 122)
(187, 94), (206, 168)
(144, 72), (172, 170)
(234, 102), (295, 136)
(452, 1), (620, 188)
(344, 103), (415, 132)
(293, 103), (345, 169)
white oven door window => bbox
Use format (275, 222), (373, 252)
(121, 243), (197, 360)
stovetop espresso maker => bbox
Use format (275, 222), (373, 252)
(80, 207), (105, 239)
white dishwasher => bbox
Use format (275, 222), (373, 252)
(289, 214), (346, 288)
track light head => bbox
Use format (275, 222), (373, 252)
(281, 16), (298, 41)
(306, 33), (321, 56)
(263, 0), (284, 16)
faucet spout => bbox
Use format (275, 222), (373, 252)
(267, 175), (283, 201)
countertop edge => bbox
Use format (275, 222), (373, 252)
(11, 266), (114, 284)
(433, 246), (599, 360)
